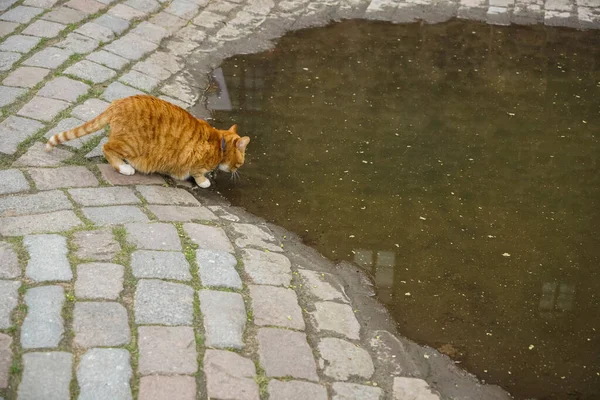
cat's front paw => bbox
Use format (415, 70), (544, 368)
(119, 164), (135, 176)
(198, 179), (211, 188)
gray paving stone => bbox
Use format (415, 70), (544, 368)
(75, 21), (114, 42)
(119, 70), (159, 92)
(93, 13), (129, 35)
(159, 95), (190, 109)
(232, 223), (282, 252)
(139, 375), (196, 400)
(133, 59), (171, 80)
(85, 136), (106, 158)
(56, 32), (99, 53)
(0, 0), (18, 12)
(64, 59), (116, 83)
(124, 0), (159, 13)
(204, 349), (259, 400)
(83, 205), (150, 225)
(0, 280), (19, 329)
(65, 0), (105, 14)
(24, 234), (71, 281)
(126, 222), (181, 250)
(21, 19), (65, 38)
(160, 77), (198, 105)
(192, 10), (226, 30)
(332, 383), (383, 400)
(149, 12), (186, 34)
(3, 66), (50, 88)
(0, 169), (30, 195)
(29, 166), (99, 190)
(0, 6), (43, 23)
(135, 279), (194, 325)
(86, 50), (129, 70)
(0, 34), (41, 53)
(23, 46), (73, 69)
(131, 250), (191, 280)
(207, 206), (240, 222)
(184, 223), (233, 252)
(74, 302), (131, 347)
(138, 326), (197, 375)
(0, 51), (21, 71)
(393, 377), (440, 400)
(104, 33), (158, 60)
(205, 1), (238, 14)
(71, 98), (109, 120)
(165, 0), (199, 19)
(319, 337), (374, 380)
(312, 302), (360, 340)
(18, 352), (72, 400)
(38, 76), (90, 102)
(69, 187), (140, 206)
(249, 285), (304, 330)
(137, 185), (200, 206)
(257, 328), (318, 381)
(97, 163), (165, 185)
(1, 188), (71, 217)
(130, 21), (168, 44)
(0, 21), (18, 37)
(0, 242), (20, 279)
(241, 249), (292, 286)
(13, 142), (72, 166)
(0, 85), (26, 107)
(73, 228), (121, 261)
(0, 210), (82, 236)
(44, 117), (98, 148)
(102, 81), (143, 101)
(145, 51), (182, 74)
(42, 6), (86, 24)
(148, 205), (216, 222)
(199, 289), (246, 349)
(108, 4), (145, 20)
(78, 348), (133, 400)
(76, 262), (124, 299)
(299, 269), (349, 302)
(0, 333), (11, 388)
(21, 285), (64, 348)
(17, 96), (70, 122)
(23, 0), (60, 7)
(268, 380), (328, 400)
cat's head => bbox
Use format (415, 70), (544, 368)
(219, 125), (250, 173)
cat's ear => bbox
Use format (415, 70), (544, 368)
(236, 136), (250, 151)
(229, 124), (238, 133)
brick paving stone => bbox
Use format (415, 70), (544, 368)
(74, 302), (131, 347)
(192, 10), (227, 29)
(199, 289), (246, 349)
(0, 21), (18, 37)
(0, 210), (82, 236)
(165, 0), (199, 19)
(257, 327), (318, 381)
(97, 163), (165, 185)
(204, 349), (259, 400)
(69, 186), (140, 206)
(0, 85), (26, 107)
(77, 348), (132, 400)
(0, 242), (20, 278)
(42, 6), (86, 24)
(71, 98), (109, 120)
(56, 32), (99, 53)
(0, 280), (19, 329)
(18, 96), (70, 122)
(108, 4), (146, 20)
(332, 383), (383, 400)
(184, 223), (233, 252)
(232, 223), (282, 252)
(22, 19), (65, 38)
(65, 0), (105, 14)
(138, 326), (197, 375)
(29, 166), (99, 190)
(0, 333), (11, 388)
(132, 250), (191, 280)
(241, 248), (292, 286)
(393, 377), (440, 400)
(38, 76), (90, 102)
(13, 142), (72, 166)
(148, 205), (216, 222)
(120, 70), (159, 92)
(125, 0), (160, 13)
(73, 228), (121, 261)
(76, 262), (124, 299)
(126, 222), (181, 250)
(3, 66), (50, 88)
(135, 279), (194, 325)
(0, 190), (71, 217)
(268, 380), (328, 400)
(249, 285), (305, 330)
(150, 11), (187, 34)
(0, 34), (42, 53)
(133, 59), (171, 80)
(75, 21), (115, 41)
(23, 46), (74, 69)
(0, 169), (30, 195)
(139, 375), (196, 400)
(24, 234), (72, 281)
(94, 13), (129, 34)
(299, 269), (349, 302)
(312, 301), (360, 340)
(105, 33), (158, 60)
(137, 185), (200, 206)
(21, 285), (65, 348)
(64, 59), (116, 83)
(318, 337), (374, 380)
(131, 21), (169, 44)
(102, 81), (144, 101)
(18, 352), (72, 400)
(83, 205), (150, 225)
(86, 50), (129, 70)
(196, 249), (241, 289)
(0, 6), (43, 23)
(0, 51), (21, 71)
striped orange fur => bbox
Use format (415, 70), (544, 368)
(45, 95), (250, 188)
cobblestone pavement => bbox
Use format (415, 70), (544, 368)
(0, 0), (597, 399)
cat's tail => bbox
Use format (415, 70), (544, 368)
(45, 108), (113, 151)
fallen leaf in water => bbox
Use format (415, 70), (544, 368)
(502, 253), (511, 257)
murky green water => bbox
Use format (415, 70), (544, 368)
(204, 20), (600, 399)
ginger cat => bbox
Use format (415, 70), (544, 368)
(45, 95), (250, 188)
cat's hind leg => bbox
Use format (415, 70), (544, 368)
(192, 171), (211, 188)
(103, 141), (136, 176)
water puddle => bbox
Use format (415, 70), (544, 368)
(201, 19), (600, 399)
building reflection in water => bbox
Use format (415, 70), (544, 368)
(354, 249), (396, 305)
(539, 282), (575, 319)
